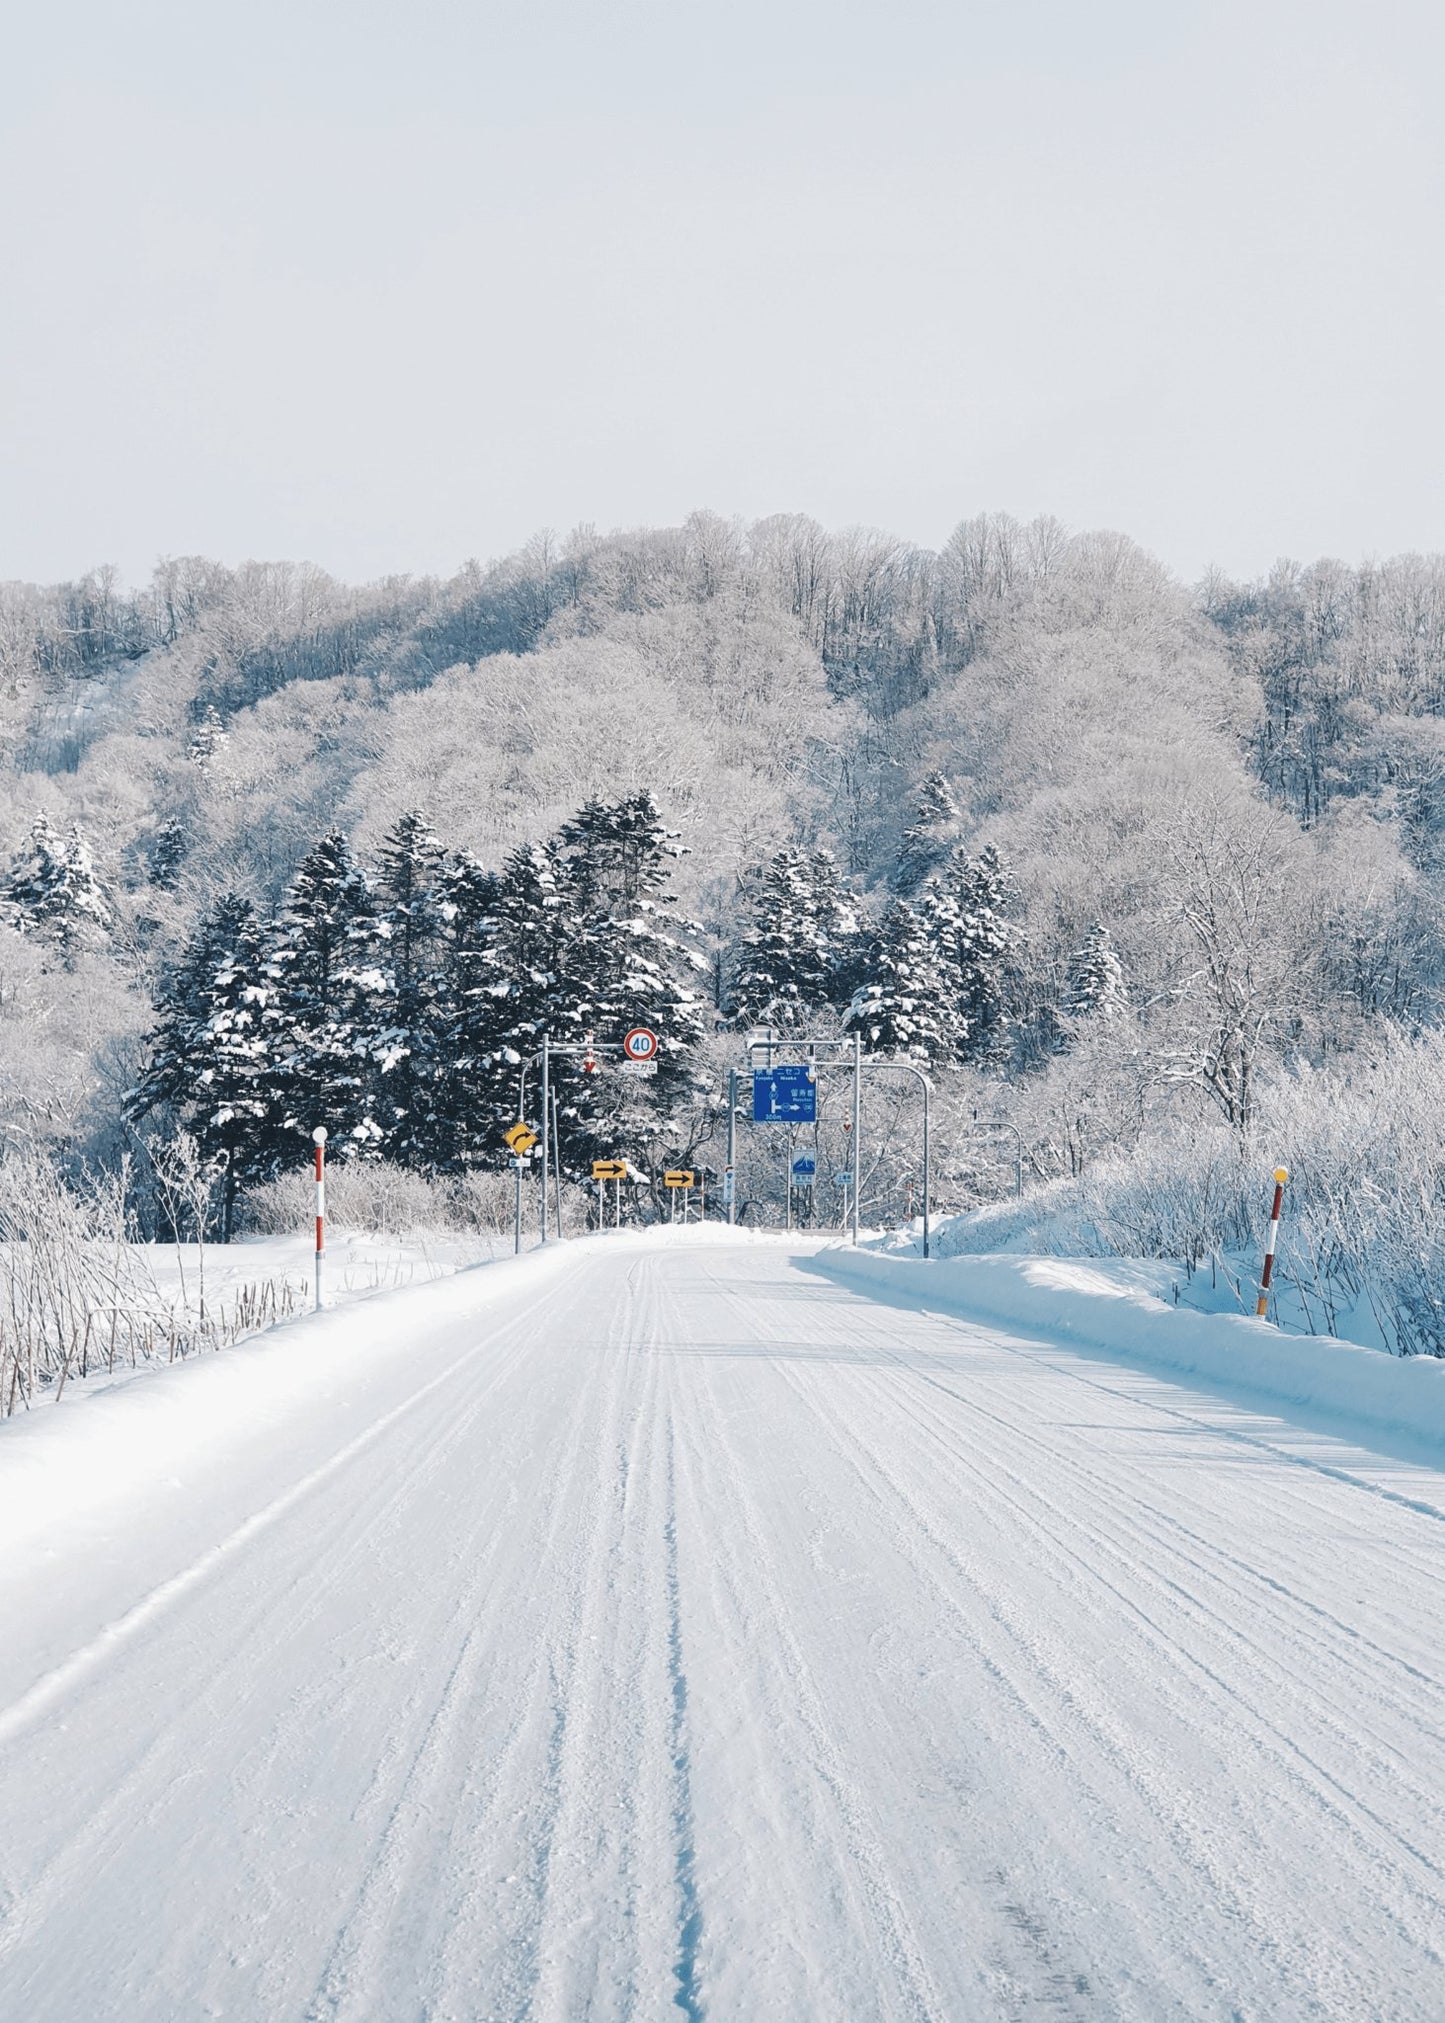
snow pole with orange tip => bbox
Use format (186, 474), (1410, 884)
(312, 1126), (328, 1311)
(1255, 1167), (1288, 1317)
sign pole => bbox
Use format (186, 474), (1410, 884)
(312, 1127), (327, 1310)
(851, 1028), (862, 1245)
(514, 1155), (522, 1254)
(726, 1068), (737, 1227)
(540, 1037), (550, 1244)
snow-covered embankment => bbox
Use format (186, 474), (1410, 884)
(810, 1245), (1445, 1456)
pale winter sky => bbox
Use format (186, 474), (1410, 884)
(3, 0), (1444, 589)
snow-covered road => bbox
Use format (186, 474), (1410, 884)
(3, 1233), (1445, 2019)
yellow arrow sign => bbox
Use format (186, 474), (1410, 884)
(504, 1122), (537, 1154)
(592, 1160), (627, 1181)
(663, 1170), (694, 1188)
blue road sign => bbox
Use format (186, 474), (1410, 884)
(791, 1155), (816, 1176)
(753, 1064), (817, 1123)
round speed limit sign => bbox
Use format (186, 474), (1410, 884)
(622, 1026), (659, 1062)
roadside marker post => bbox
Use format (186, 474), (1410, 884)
(312, 1127), (327, 1311)
(1256, 1167), (1290, 1317)
(664, 1170), (693, 1224)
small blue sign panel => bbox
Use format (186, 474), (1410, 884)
(791, 1155), (816, 1176)
(753, 1064), (817, 1123)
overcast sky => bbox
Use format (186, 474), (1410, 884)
(4, 0), (1443, 588)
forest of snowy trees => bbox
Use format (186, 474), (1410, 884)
(4, 511), (1445, 1348)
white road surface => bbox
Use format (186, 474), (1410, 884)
(2, 1233), (1445, 2020)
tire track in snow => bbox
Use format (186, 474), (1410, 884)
(676, 1264), (949, 2023)
(663, 1408), (704, 2022)
(748, 1270), (1445, 2013)
(863, 1335), (1445, 1904)
(0, 1272), (577, 1995)
(311, 1253), (655, 2021)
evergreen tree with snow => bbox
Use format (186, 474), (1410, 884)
(921, 841), (1016, 1061)
(810, 848), (864, 1001)
(187, 705), (228, 773)
(128, 894), (274, 1230)
(265, 832), (383, 1157)
(731, 845), (861, 1027)
(148, 816), (189, 892)
(732, 846), (855, 1025)
(5, 815), (111, 956)
(845, 898), (962, 1062)
(553, 794), (706, 1168)
(433, 841), (576, 1168)
(893, 770), (961, 894)
(1063, 921), (1128, 1024)
(369, 811), (448, 1165)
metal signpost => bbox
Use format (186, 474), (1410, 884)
(737, 1030), (933, 1255)
(592, 1158), (627, 1229)
(505, 1120), (538, 1252)
(664, 1169), (694, 1223)
(530, 1030), (662, 1242)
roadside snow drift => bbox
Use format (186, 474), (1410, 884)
(812, 1245), (1445, 1454)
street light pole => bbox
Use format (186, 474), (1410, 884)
(726, 1067), (737, 1227)
(851, 1027), (862, 1246)
(540, 1035), (550, 1244)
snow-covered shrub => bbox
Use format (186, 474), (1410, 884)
(933, 1026), (1445, 1356)
(238, 1159), (587, 1237)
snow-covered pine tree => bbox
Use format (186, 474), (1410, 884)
(370, 810), (447, 1166)
(148, 816), (189, 892)
(733, 848), (831, 1025)
(187, 705), (228, 773)
(1063, 921), (1128, 1023)
(731, 845), (861, 1027)
(433, 841), (575, 1167)
(554, 794), (706, 1167)
(129, 895), (249, 1124)
(893, 770), (960, 893)
(265, 832), (383, 1158)
(127, 894), (274, 1229)
(845, 898), (961, 1061)
(922, 841), (1016, 1061)
(809, 847), (863, 1002)
(5, 815), (112, 955)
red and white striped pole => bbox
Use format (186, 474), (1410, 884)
(312, 1126), (328, 1311)
(1255, 1166), (1288, 1317)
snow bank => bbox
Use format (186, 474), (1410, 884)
(809, 1246), (1445, 1453)
(0, 1237), (589, 1558)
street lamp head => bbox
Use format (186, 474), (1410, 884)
(313, 1126), (328, 1146)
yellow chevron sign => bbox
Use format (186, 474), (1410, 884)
(663, 1170), (694, 1188)
(592, 1160), (627, 1181)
